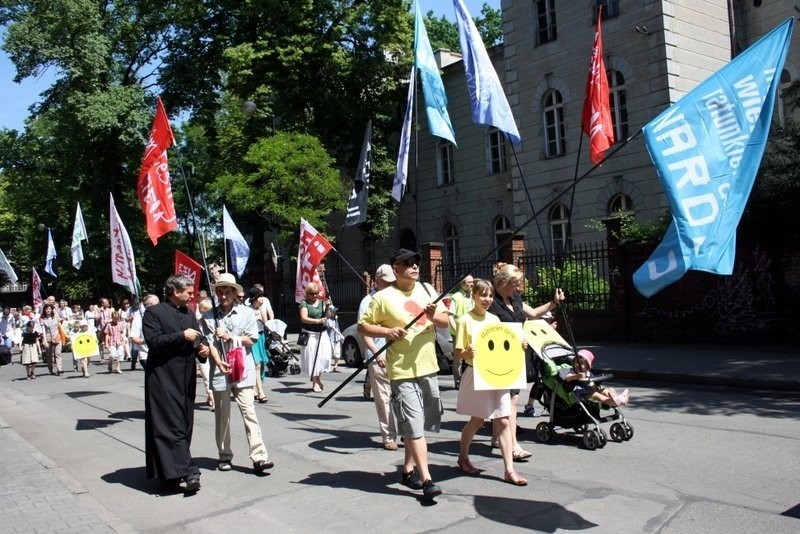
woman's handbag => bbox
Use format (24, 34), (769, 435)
(225, 337), (246, 383)
(297, 331), (310, 346)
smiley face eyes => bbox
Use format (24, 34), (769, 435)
(487, 339), (511, 351)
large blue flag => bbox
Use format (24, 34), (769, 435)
(453, 0), (521, 145)
(414, 1), (456, 145)
(634, 18), (793, 297)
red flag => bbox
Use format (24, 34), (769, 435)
(581, 10), (615, 165)
(31, 268), (42, 309)
(295, 218), (333, 303)
(137, 97), (178, 245)
(174, 250), (203, 309)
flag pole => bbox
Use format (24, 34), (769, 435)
(318, 129), (642, 407)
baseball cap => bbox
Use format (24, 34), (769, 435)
(389, 248), (421, 265)
(374, 264), (396, 282)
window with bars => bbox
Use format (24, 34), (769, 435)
(607, 193), (634, 215)
(534, 0), (557, 45)
(549, 203), (572, 253)
(543, 89), (566, 157)
(609, 70), (629, 141)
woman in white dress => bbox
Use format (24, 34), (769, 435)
(454, 279), (528, 486)
(298, 283), (331, 393)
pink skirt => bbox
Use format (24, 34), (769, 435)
(456, 366), (512, 420)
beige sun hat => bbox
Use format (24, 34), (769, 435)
(212, 272), (243, 294)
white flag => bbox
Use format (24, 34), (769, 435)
(223, 205), (250, 277)
(0, 247), (18, 284)
(109, 194), (138, 295)
(45, 228), (57, 277)
(71, 202), (88, 269)
(393, 66), (416, 202)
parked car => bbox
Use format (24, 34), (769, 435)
(341, 323), (454, 374)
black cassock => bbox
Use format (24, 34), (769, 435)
(143, 301), (202, 480)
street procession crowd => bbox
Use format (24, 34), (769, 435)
(1, 248), (633, 503)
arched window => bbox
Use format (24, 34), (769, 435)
(543, 90), (565, 157)
(493, 215), (512, 259)
(443, 224), (459, 265)
(608, 193), (633, 215)
(549, 204), (571, 253)
(609, 70), (629, 141)
(399, 228), (417, 252)
(777, 69), (792, 125)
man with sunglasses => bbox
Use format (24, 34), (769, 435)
(358, 249), (449, 500)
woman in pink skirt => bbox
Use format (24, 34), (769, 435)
(454, 279), (527, 486)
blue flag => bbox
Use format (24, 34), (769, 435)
(223, 205), (250, 277)
(414, 1), (456, 145)
(453, 0), (521, 145)
(634, 18), (793, 297)
(393, 66), (416, 202)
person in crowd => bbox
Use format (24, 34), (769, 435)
(447, 275), (474, 389)
(298, 282), (331, 393)
(143, 274), (210, 493)
(488, 262), (565, 461)
(104, 311), (127, 374)
(196, 298), (215, 410)
(358, 248), (449, 500)
(247, 286), (270, 403)
(358, 264), (399, 451)
(40, 303), (63, 375)
(119, 298), (134, 361)
(0, 307), (14, 349)
(454, 279), (528, 486)
(548, 349), (629, 406)
(57, 299), (73, 322)
(201, 273), (273, 475)
(252, 283), (275, 321)
(325, 303), (343, 373)
(71, 303), (83, 322)
(96, 297), (113, 363)
(20, 319), (42, 380)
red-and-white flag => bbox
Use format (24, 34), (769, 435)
(110, 194), (138, 296)
(137, 97), (178, 245)
(174, 249), (203, 308)
(31, 268), (42, 309)
(295, 218), (333, 303)
(581, 9), (615, 165)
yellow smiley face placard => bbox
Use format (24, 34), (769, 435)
(71, 332), (100, 359)
(472, 322), (526, 391)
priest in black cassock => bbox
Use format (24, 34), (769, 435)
(143, 274), (210, 493)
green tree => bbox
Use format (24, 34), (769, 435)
(425, 4), (503, 53)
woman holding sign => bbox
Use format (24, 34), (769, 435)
(455, 279), (528, 486)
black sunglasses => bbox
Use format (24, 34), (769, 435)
(394, 258), (419, 267)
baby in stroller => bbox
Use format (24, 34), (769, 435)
(558, 349), (629, 407)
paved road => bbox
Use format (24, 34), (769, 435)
(1, 343), (799, 533)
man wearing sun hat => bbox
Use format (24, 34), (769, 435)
(201, 272), (273, 476)
(358, 249), (450, 500)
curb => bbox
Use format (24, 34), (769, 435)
(598, 368), (800, 392)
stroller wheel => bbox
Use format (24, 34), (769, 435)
(609, 422), (625, 442)
(535, 422), (553, 443)
(582, 430), (601, 450)
(622, 422), (634, 441)
(598, 428), (608, 447)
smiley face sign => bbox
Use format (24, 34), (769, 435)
(71, 332), (100, 359)
(473, 322), (526, 391)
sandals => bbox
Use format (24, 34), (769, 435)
(257, 396), (269, 404)
(504, 471), (528, 486)
(457, 457), (480, 475)
(512, 448), (532, 461)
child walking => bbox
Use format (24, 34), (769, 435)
(454, 279), (528, 487)
(21, 320), (42, 380)
(103, 311), (127, 374)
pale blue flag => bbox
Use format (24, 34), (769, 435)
(45, 228), (57, 277)
(223, 205), (250, 277)
(393, 66), (416, 202)
(71, 202), (88, 269)
(415, 2), (456, 145)
(0, 247), (18, 284)
(634, 18), (793, 297)
(453, 0), (521, 145)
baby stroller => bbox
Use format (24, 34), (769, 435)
(524, 320), (633, 450)
(264, 319), (301, 377)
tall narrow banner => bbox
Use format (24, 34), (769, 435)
(295, 218), (333, 303)
(31, 268), (42, 309)
(633, 18), (793, 297)
(0, 247), (18, 284)
(393, 66), (416, 202)
(45, 228), (57, 277)
(414, 1), (457, 145)
(72, 202), (88, 269)
(453, 0), (521, 145)
(223, 205), (250, 277)
(581, 8), (614, 164)
(344, 119), (372, 227)
(109, 194), (139, 296)
(137, 96), (178, 245)
(174, 250), (203, 309)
